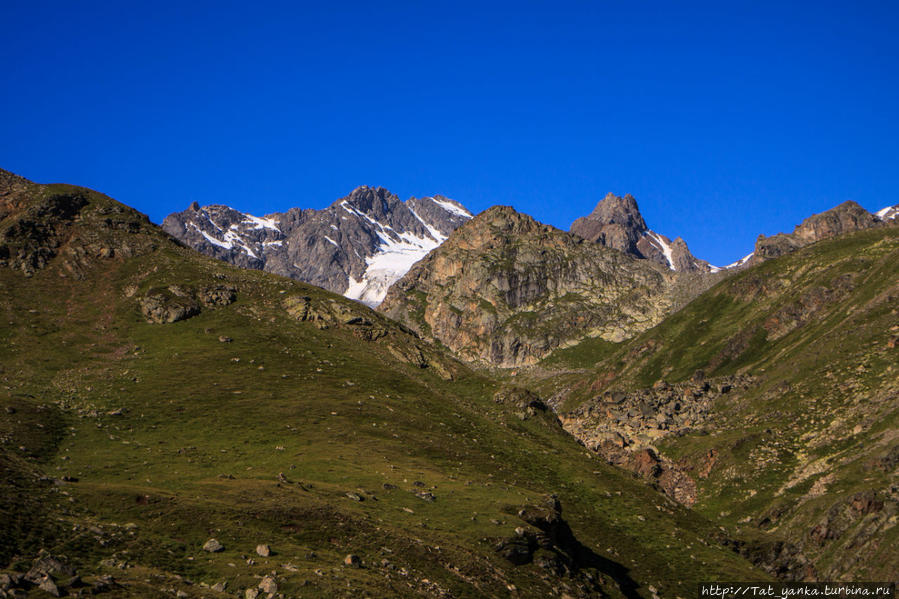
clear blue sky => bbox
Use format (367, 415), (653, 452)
(2, 1), (897, 265)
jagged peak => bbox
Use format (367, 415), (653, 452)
(336, 185), (402, 216)
(583, 192), (648, 233)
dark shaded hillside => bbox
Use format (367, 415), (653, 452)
(0, 169), (765, 597)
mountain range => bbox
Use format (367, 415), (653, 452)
(162, 187), (471, 307)
(163, 189), (896, 314)
(2, 165), (898, 596)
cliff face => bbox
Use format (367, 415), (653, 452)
(378, 206), (677, 367)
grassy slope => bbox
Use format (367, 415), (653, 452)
(0, 179), (766, 597)
(534, 227), (899, 580)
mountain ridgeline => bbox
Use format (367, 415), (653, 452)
(162, 186), (472, 306)
(533, 222), (899, 581)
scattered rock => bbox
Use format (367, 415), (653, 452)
(218, 336), (233, 343)
(26, 554), (76, 583)
(258, 575), (278, 594)
(415, 490), (437, 502)
(346, 492), (363, 501)
(244, 589), (259, 599)
(203, 538), (224, 553)
(255, 544), (271, 557)
(199, 286), (237, 307)
(343, 554), (361, 567)
(38, 577), (61, 597)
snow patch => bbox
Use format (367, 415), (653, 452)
(875, 205), (897, 220)
(646, 231), (676, 271)
(430, 197), (472, 218)
(190, 223), (259, 259)
(324, 236), (339, 247)
(344, 230), (442, 307)
(717, 252), (754, 271)
(242, 214), (281, 231)
(195, 227), (233, 250)
(408, 205), (447, 242)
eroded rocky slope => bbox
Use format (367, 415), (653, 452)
(379, 206), (681, 367)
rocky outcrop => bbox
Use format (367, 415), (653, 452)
(571, 193), (715, 272)
(282, 293), (457, 379)
(136, 284), (236, 324)
(562, 373), (756, 505)
(0, 169), (156, 278)
(162, 187), (471, 306)
(495, 496), (638, 598)
(379, 206), (677, 367)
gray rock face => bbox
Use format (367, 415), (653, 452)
(570, 193), (715, 272)
(162, 186), (471, 306)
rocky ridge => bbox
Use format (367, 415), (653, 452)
(379, 206), (679, 367)
(162, 186), (472, 306)
(750, 200), (898, 264)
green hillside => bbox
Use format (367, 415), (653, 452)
(0, 171), (766, 597)
(536, 226), (899, 581)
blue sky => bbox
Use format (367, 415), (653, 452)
(2, 1), (897, 265)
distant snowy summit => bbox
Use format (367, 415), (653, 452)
(164, 188), (896, 307)
(162, 186), (472, 306)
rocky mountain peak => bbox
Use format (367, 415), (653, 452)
(792, 200), (876, 243)
(379, 205), (679, 366)
(338, 186), (402, 218)
(163, 187), (472, 307)
(587, 193), (648, 232)
(571, 193), (713, 273)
